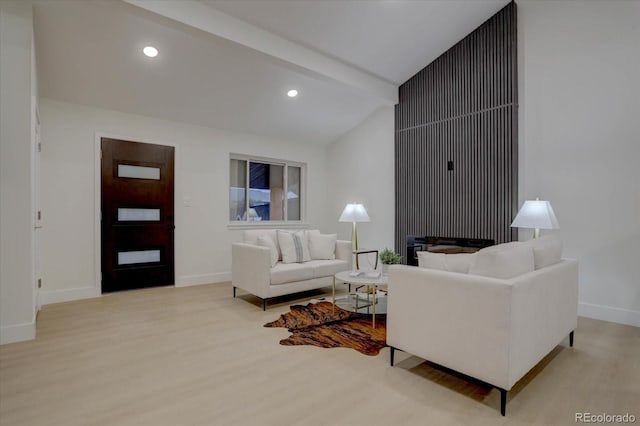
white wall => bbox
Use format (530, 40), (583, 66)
(0, 0), (36, 344)
(326, 107), (395, 253)
(38, 98), (330, 303)
(518, 0), (640, 326)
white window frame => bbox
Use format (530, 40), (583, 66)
(227, 153), (307, 229)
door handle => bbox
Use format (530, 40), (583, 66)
(34, 225), (43, 230)
(165, 224), (175, 230)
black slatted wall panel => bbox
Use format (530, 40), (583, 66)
(395, 1), (518, 261)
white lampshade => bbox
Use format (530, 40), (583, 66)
(339, 203), (370, 223)
(511, 200), (560, 230)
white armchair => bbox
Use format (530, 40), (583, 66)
(387, 237), (578, 415)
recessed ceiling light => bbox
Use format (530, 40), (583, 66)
(143, 46), (158, 58)
(287, 89), (298, 98)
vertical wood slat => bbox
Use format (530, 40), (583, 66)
(394, 2), (517, 261)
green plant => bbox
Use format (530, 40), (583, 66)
(379, 248), (402, 265)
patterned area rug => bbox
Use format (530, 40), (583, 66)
(264, 301), (387, 356)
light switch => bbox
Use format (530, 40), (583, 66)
(183, 197), (191, 207)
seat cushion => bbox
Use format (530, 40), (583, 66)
(468, 242), (534, 279)
(306, 259), (350, 279)
(270, 262), (314, 285)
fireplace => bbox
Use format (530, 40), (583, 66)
(405, 235), (495, 266)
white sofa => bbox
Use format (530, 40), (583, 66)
(387, 235), (578, 415)
(232, 229), (352, 310)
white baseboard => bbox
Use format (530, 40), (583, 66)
(579, 302), (640, 328)
(0, 320), (36, 345)
(38, 274), (231, 305)
(176, 272), (231, 287)
(39, 286), (101, 306)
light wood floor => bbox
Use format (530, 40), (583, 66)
(1, 283), (638, 426)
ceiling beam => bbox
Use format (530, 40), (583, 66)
(123, 0), (397, 105)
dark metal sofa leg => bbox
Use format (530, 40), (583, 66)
(262, 298), (267, 311)
(390, 346), (395, 367)
(499, 388), (507, 416)
(233, 286), (236, 298)
(569, 330), (574, 347)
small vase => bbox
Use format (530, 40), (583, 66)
(381, 264), (389, 275)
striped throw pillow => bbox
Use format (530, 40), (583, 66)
(277, 230), (311, 264)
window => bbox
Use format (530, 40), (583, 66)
(229, 155), (304, 223)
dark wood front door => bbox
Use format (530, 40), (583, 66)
(101, 138), (175, 293)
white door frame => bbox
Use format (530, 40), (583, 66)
(32, 104), (41, 314)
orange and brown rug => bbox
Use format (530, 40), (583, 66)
(264, 301), (387, 356)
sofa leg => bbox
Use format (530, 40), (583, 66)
(233, 286), (236, 298)
(262, 298), (267, 311)
(499, 388), (507, 416)
(390, 346), (395, 367)
(569, 330), (574, 347)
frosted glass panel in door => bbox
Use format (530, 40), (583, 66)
(118, 208), (161, 222)
(118, 250), (161, 265)
(118, 164), (160, 180)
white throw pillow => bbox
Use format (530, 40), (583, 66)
(256, 235), (278, 268)
(417, 252), (475, 273)
(244, 229), (281, 260)
(443, 253), (476, 273)
(526, 235), (563, 269)
(307, 232), (336, 260)
(277, 230), (311, 264)
(417, 252), (446, 270)
(468, 242), (534, 279)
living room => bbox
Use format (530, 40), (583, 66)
(1, 0), (638, 424)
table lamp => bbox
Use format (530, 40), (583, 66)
(339, 203), (370, 250)
(510, 199), (559, 238)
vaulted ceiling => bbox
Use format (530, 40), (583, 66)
(34, 0), (510, 144)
